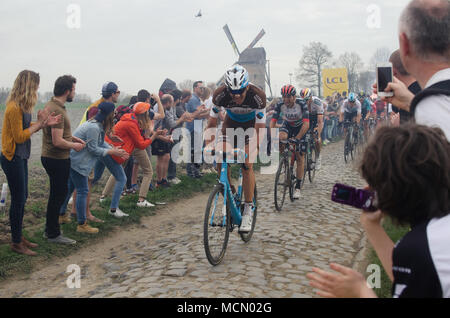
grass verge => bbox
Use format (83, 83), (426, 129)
(0, 173), (217, 280)
(0, 161), (267, 281)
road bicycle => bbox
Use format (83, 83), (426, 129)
(343, 120), (359, 163)
(203, 149), (257, 266)
(274, 138), (302, 211)
(304, 130), (318, 183)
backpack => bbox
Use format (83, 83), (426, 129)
(410, 80), (450, 116)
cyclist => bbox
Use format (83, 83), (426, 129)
(270, 85), (310, 199)
(358, 92), (372, 141)
(339, 92), (361, 151)
(374, 97), (387, 127)
(300, 88), (324, 170)
(205, 65), (266, 233)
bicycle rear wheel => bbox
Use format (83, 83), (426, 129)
(274, 159), (288, 211)
(240, 185), (257, 243)
(203, 184), (231, 266)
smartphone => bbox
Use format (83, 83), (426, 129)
(377, 63), (394, 98)
(331, 183), (378, 212)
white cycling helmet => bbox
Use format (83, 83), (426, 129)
(225, 65), (249, 94)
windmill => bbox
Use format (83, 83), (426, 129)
(221, 24), (273, 98)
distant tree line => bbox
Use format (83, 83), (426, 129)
(296, 42), (392, 97)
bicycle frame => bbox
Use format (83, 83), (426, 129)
(211, 156), (244, 227)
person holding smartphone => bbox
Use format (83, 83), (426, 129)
(307, 123), (450, 298)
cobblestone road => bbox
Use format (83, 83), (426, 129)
(0, 140), (368, 298)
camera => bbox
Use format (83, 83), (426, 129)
(150, 97), (157, 107)
(331, 183), (378, 212)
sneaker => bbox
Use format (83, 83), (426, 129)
(77, 222), (99, 234)
(109, 208), (129, 218)
(168, 177), (181, 185)
(316, 157), (322, 170)
(293, 188), (301, 199)
(137, 200), (155, 208)
(68, 197), (73, 205)
(99, 196), (106, 203)
(59, 213), (72, 224)
(48, 234), (77, 245)
(148, 183), (155, 191)
(156, 179), (171, 188)
(239, 204), (254, 233)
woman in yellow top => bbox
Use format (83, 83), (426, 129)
(1, 70), (60, 256)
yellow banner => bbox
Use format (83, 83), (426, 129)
(322, 68), (349, 98)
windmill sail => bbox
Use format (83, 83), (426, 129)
(246, 29), (265, 50)
(223, 24), (241, 57)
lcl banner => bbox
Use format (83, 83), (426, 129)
(322, 68), (349, 98)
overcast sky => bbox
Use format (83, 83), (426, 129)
(0, 0), (411, 99)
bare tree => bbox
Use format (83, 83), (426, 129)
(358, 70), (376, 95)
(178, 79), (195, 91)
(369, 47), (391, 70)
(0, 87), (11, 105)
(296, 42), (332, 97)
(338, 52), (364, 93)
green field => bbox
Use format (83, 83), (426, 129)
(0, 103), (89, 111)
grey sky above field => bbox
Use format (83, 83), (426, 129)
(0, 0), (410, 100)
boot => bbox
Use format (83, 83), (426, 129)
(10, 242), (37, 256)
(22, 236), (38, 248)
(77, 222), (99, 234)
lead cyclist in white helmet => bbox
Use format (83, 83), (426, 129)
(205, 65), (266, 233)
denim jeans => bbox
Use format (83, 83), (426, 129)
(41, 157), (70, 238)
(327, 117), (338, 139)
(91, 155), (126, 210)
(1, 155), (28, 244)
(60, 168), (89, 224)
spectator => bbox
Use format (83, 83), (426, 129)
(63, 82), (122, 224)
(376, 0), (450, 140)
(307, 123), (450, 298)
(199, 87), (215, 174)
(389, 49), (422, 124)
(176, 89), (192, 118)
(325, 94), (340, 142)
(59, 102), (129, 234)
(101, 102), (164, 207)
(79, 82), (120, 126)
(1, 70), (61, 256)
(167, 89), (184, 184)
(129, 90), (165, 193)
(152, 94), (191, 187)
(41, 75), (86, 245)
(185, 81), (209, 178)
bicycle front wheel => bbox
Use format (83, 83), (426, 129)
(344, 132), (350, 163)
(203, 184), (231, 266)
(274, 159), (288, 211)
(308, 144), (317, 183)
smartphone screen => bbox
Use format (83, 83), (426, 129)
(377, 67), (392, 92)
(336, 188), (351, 201)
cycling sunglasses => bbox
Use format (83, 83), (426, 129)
(228, 87), (246, 95)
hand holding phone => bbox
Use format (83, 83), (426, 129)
(377, 63), (394, 98)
